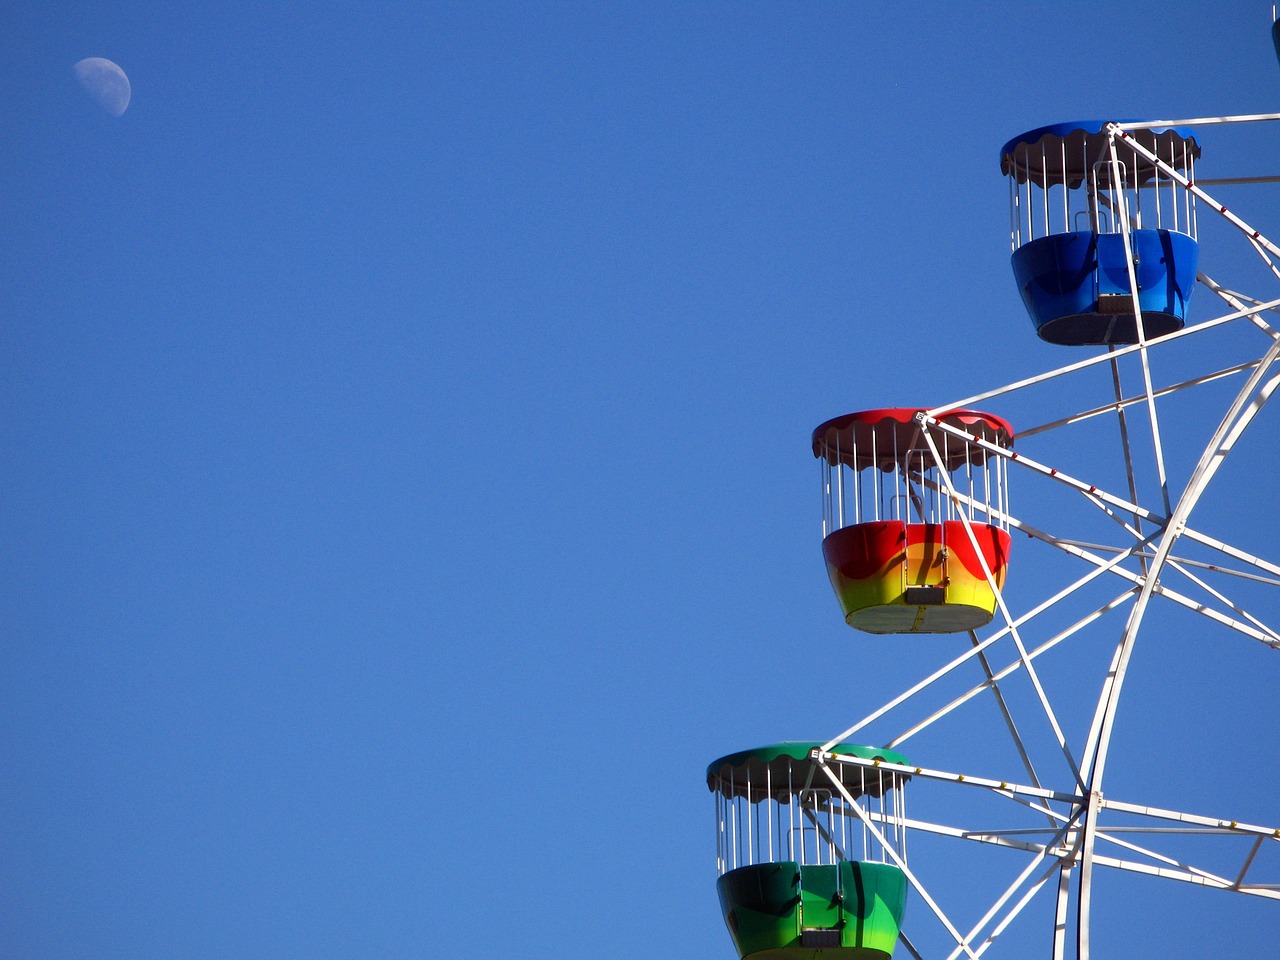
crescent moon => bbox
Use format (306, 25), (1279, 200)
(73, 57), (131, 116)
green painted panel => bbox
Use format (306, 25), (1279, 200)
(799, 864), (842, 930)
(718, 861), (907, 960)
(840, 861), (907, 956)
(716, 862), (801, 958)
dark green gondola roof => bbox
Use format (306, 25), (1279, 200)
(706, 741), (910, 801)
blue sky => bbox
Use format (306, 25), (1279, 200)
(3, 3), (1278, 959)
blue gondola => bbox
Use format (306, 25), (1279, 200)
(1001, 121), (1201, 346)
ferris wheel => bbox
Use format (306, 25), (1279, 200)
(705, 97), (1280, 960)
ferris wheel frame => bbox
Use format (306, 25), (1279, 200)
(807, 113), (1280, 960)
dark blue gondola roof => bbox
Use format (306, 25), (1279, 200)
(1000, 120), (1201, 186)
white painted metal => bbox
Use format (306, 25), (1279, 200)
(818, 114), (1280, 958)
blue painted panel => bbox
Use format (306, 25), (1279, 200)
(1010, 229), (1197, 345)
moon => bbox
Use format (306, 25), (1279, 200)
(73, 57), (130, 116)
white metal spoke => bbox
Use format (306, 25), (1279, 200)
(1066, 542), (1280, 587)
(1017, 360), (1265, 440)
(1109, 120), (1280, 259)
(1198, 272), (1280, 338)
(929, 416), (1280, 591)
(1246, 233), (1280, 283)
(966, 630), (1047, 795)
(945, 827), (1074, 960)
(794, 111), (1280, 959)
(820, 753), (1083, 806)
(1076, 343), (1280, 954)
(924, 296), (1280, 418)
(816, 760), (983, 960)
(921, 422), (1084, 788)
(1090, 829), (1236, 888)
(972, 864), (1060, 958)
(1106, 132), (1172, 516)
(1086, 851), (1280, 898)
(1163, 556), (1280, 643)
(899, 931), (926, 960)
(886, 591), (1136, 751)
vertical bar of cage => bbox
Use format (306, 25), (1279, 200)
(817, 790), (825, 865)
(994, 446), (1002, 526)
(993, 450), (1003, 529)
(1182, 148), (1192, 241)
(835, 434), (845, 530)
(885, 780), (893, 864)
(1041, 141), (1049, 239)
(893, 780), (899, 860)
(853, 433), (862, 525)
(863, 767), (870, 860)
(738, 794), (745, 869)
(823, 790), (832, 864)
(828, 792), (836, 864)
(840, 776), (848, 860)
(945, 430), (953, 521)
(1092, 159), (1103, 233)
(714, 788), (719, 873)
(893, 777), (901, 863)
(1009, 171), (1018, 251)
(879, 779), (886, 859)
(998, 442), (1008, 529)
(877, 780), (885, 861)
(893, 429), (902, 521)
(990, 442), (998, 525)
(754, 781), (761, 867)
(829, 790), (837, 864)
(1082, 136), (1090, 231)
(896, 779), (903, 861)
(899, 776), (907, 866)
(1024, 171), (1032, 243)
(729, 767), (738, 870)
(1136, 150), (1146, 229)
(715, 787), (722, 874)
(1060, 140), (1069, 233)
(984, 446), (992, 517)
(810, 789), (818, 865)
(839, 783), (849, 865)
(1002, 445), (1010, 526)
(775, 787), (783, 866)
(871, 427), (879, 521)
(993, 447), (1002, 524)
(937, 430), (944, 522)
(766, 764), (773, 863)
(819, 789), (827, 865)
(721, 788), (728, 873)
(1089, 154), (1097, 232)
(788, 762), (798, 870)
(1157, 136), (1167, 230)
(1162, 136), (1172, 232)
(821, 455), (829, 539)
(1183, 140), (1190, 235)
(884, 780), (892, 862)
(877, 779), (886, 864)
(788, 764), (796, 863)
(932, 448), (939, 522)
(965, 453), (974, 522)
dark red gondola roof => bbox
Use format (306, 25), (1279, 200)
(812, 408), (1013, 471)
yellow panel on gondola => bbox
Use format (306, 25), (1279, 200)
(822, 519), (1011, 634)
